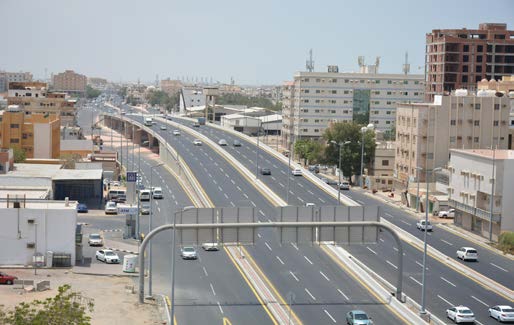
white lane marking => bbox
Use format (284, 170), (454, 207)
(289, 271), (299, 282)
(259, 210), (265, 216)
(437, 295), (454, 306)
(265, 242), (272, 251)
(319, 271), (330, 282)
(225, 173), (230, 178)
(276, 256), (285, 265)
(399, 220), (410, 226)
(409, 276), (422, 286)
(307, 190), (314, 195)
(471, 295), (488, 307)
(385, 213), (394, 218)
(273, 164), (278, 168)
(304, 256), (313, 265)
(304, 288), (316, 300)
(415, 261), (428, 270)
(379, 238), (385, 243)
(440, 239), (453, 246)
(319, 197), (326, 203)
(279, 183), (285, 187)
(490, 263), (508, 272)
(324, 309), (337, 323)
(298, 183), (304, 188)
(217, 301), (224, 314)
(366, 247), (377, 255)
(475, 321), (485, 325)
(230, 179), (235, 185)
(298, 197), (304, 203)
(237, 186), (242, 191)
(291, 243), (299, 250)
(157, 207), (161, 212)
(337, 289), (349, 300)
(356, 199), (365, 205)
(257, 233), (262, 238)
(271, 176), (276, 181)
(203, 266), (208, 277)
(281, 170), (286, 174)
(243, 193), (249, 199)
(440, 277), (456, 287)
(250, 201), (256, 207)
(224, 193), (229, 199)
(230, 201), (235, 207)
(218, 186), (223, 192)
(213, 179), (217, 185)
(219, 168), (224, 173)
(210, 283), (216, 296)
(386, 260), (398, 269)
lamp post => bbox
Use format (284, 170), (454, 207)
(171, 206), (195, 321)
(148, 162), (164, 297)
(330, 140), (351, 205)
(489, 147), (496, 242)
(360, 123), (374, 188)
(415, 167), (423, 213)
(420, 166), (441, 315)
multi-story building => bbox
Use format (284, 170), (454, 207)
(0, 71), (33, 92)
(426, 23), (514, 101)
(52, 70), (87, 94)
(395, 91), (510, 186)
(281, 81), (295, 147)
(0, 105), (60, 159)
(448, 149), (514, 241)
(368, 141), (395, 191)
(160, 79), (183, 95)
(282, 66), (424, 148)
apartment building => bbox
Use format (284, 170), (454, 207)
(7, 82), (77, 126)
(52, 70), (87, 94)
(368, 141), (395, 191)
(281, 81), (295, 147)
(426, 23), (514, 101)
(395, 91), (510, 186)
(282, 67), (424, 148)
(448, 149), (514, 240)
(0, 105), (60, 159)
(0, 71), (33, 92)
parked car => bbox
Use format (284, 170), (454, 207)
(173, 130), (181, 136)
(193, 139), (202, 146)
(180, 246), (198, 260)
(457, 247), (478, 261)
(95, 249), (120, 264)
(139, 189), (151, 201)
(233, 140), (242, 147)
(308, 165), (320, 173)
(152, 187), (163, 199)
(0, 272), (17, 285)
(339, 181), (350, 190)
(140, 203), (151, 215)
(446, 306), (475, 323)
(326, 179), (338, 185)
(193, 122), (200, 127)
(305, 203), (315, 207)
(416, 220), (433, 231)
(438, 209), (455, 218)
(218, 139), (228, 146)
(104, 201), (117, 215)
(160, 125), (167, 130)
(488, 305), (514, 322)
(346, 310), (373, 324)
(76, 203), (88, 213)
(88, 233), (103, 246)
(202, 243), (219, 251)
(291, 168), (303, 176)
(260, 167), (271, 175)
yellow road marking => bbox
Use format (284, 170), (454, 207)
(224, 247), (278, 325)
(223, 317), (232, 325)
(320, 245), (410, 324)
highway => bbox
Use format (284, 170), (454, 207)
(124, 112), (406, 324)
(161, 115), (514, 323)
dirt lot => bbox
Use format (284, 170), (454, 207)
(0, 268), (164, 325)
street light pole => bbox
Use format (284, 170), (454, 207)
(359, 124), (374, 188)
(416, 167), (422, 213)
(331, 141), (351, 205)
(489, 147), (496, 242)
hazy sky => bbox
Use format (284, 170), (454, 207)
(2, 0), (513, 85)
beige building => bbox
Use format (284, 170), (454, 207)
(0, 71), (33, 92)
(160, 79), (183, 95)
(395, 91), (510, 186)
(477, 75), (514, 93)
(281, 81), (295, 148)
(52, 70), (87, 94)
(367, 141), (395, 191)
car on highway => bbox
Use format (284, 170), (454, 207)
(104, 201), (117, 215)
(260, 167), (271, 175)
(76, 203), (88, 213)
(139, 189), (151, 201)
(152, 187), (163, 199)
(0, 272), (17, 285)
(218, 139), (228, 146)
(95, 249), (120, 264)
(160, 125), (167, 130)
(346, 310), (373, 324)
(173, 130), (181, 136)
(488, 305), (514, 322)
(457, 247), (478, 261)
(193, 139), (202, 146)
(180, 246), (198, 260)
(305, 203), (315, 207)
(202, 243), (219, 251)
(233, 140), (242, 147)
(446, 306), (475, 323)
(416, 220), (433, 231)
(140, 203), (151, 215)
(88, 233), (103, 246)
(438, 209), (455, 218)
(339, 181), (350, 190)
(291, 168), (303, 176)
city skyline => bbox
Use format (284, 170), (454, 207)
(2, 0), (513, 85)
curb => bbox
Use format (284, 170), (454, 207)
(71, 271), (139, 278)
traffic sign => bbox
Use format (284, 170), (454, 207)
(127, 171), (137, 183)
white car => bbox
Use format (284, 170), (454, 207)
(416, 220), (433, 231)
(140, 203), (151, 215)
(152, 187), (163, 199)
(160, 125), (167, 130)
(180, 247), (198, 259)
(457, 247), (478, 261)
(305, 203), (315, 207)
(218, 139), (228, 146)
(438, 209), (455, 218)
(95, 249), (120, 264)
(193, 139), (202, 146)
(202, 243), (219, 251)
(104, 201), (117, 215)
(88, 233), (103, 246)
(139, 189), (151, 201)
(339, 181), (350, 190)
(292, 168), (303, 176)
(446, 306), (475, 323)
(489, 305), (514, 322)
(173, 130), (181, 136)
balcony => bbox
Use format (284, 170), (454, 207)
(449, 199), (501, 223)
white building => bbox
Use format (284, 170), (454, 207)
(0, 200), (77, 266)
(448, 149), (514, 241)
(221, 113), (281, 135)
(179, 87), (205, 113)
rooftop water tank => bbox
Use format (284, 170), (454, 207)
(455, 89), (468, 96)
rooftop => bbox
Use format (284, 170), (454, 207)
(0, 163), (102, 180)
(0, 200), (77, 209)
(451, 149), (514, 160)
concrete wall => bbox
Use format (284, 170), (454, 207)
(0, 207), (77, 266)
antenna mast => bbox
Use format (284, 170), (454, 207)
(306, 49), (314, 72)
(402, 51), (410, 75)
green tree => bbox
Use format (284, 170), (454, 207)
(85, 85), (101, 99)
(323, 122), (376, 184)
(0, 284), (94, 325)
(294, 139), (323, 165)
(13, 147), (26, 163)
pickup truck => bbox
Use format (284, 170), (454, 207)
(438, 209), (455, 218)
(416, 220), (433, 231)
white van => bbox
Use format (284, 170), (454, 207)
(108, 189), (126, 202)
(139, 189), (151, 201)
(152, 187), (163, 199)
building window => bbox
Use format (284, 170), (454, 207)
(403, 80), (408, 85)
(360, 80), (365, 83)
(387, 101), (392, 105)
(463, 45), (469, 52)
(493, 120), (499, 126)
(450, 136), (456, 143)
(314, 129), (319, 133)
(387, 91), (392, 95)
(22, 133), (27, 139)
(315, 100), (320, 103)
(476, 66), (482, 73)
(316, 78), (321, 82)
(304, 89), (310, 93)
(315, 90), (321, 93)
(386, 121), (391, 124)
(474, 120), (480, 126)
(331, 90), (337, 94)
(10, 124), (19, 128)
(451, 120), (456, 125)
(462, 76), (468, 83)
(386, 111), (391, 115)
(414, 81), (419, 85)
(331, 110), (336, 114)
(427, 153), (434, 159)
(494, 104), (500, 110)
(304, 99), (309, 103)
(475, 103), (480, 110)
(304, 78), (310, 82)
(463, 65), (469, 72)
(476, 55), (483, 63)
(382, 160), (389, 166)
(474, 137), (479, 143)
(463, 55), (469, 62)
(387, 80), (392, 84)
(344, 90), (349, 94)
(10, 138), (19, 143)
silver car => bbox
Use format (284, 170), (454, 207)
(180, 246), (198, 260)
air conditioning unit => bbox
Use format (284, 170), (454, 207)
(27, 242), (35, 248)
(27, 218), (35, 224)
